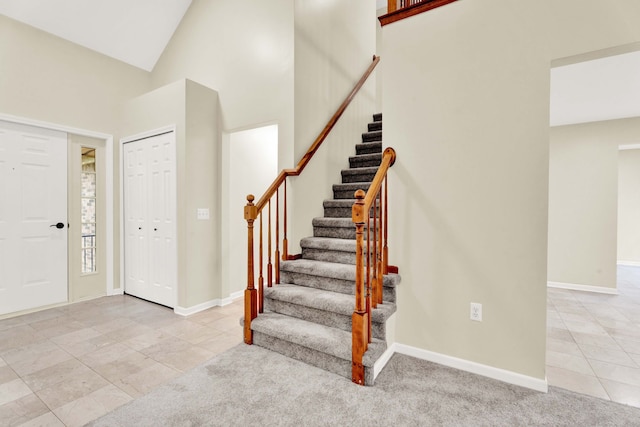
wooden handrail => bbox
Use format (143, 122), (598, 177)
(351, 147), (396, 385)
(380, 0), (459, 27)
(244, 55), (381, 346)
(252, 55), (381, 214)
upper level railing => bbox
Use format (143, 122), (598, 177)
(243, 55), (381, 345)
(351, 147), (396, 385)
(380, 0), (459, 26)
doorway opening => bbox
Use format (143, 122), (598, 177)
(223, 124), (278, 301)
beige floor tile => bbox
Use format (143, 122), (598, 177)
(160, 320), (224, 344)
(22, 359), (92, 393)
(578, 343), (638, 368)
(564, 320), (609, 336)
(103, 323), (155, 342)
(0, 365), (19, 385)
(0, 356), (6, 367)
(121, 329), (173, 351)
(57, 333), (117, 358)
(0, 325), (46, 353)
(50, 327), (102, 347)
(17, 411), (65, 427)
(156, 345), (214, 372)
(35, 367), (110, 410)
(547, 327), (574, 343)
(546, 351), (594, 376)
(79, 342), (136, 368)
(0, 393), (49, 427)
(546, 366), (609, 400)
(91, 318), (138, 334)
(629, 352), (640, 366)
(588, 359), (640, 388)
(614, 337), (640, 355)
(570, 331), (622, 350)
(114, 362), (181, 398)
(186, 309), (228, 325)
(600, 378), (640, 408)
(18, 309), (65, 325)
(138, 336), (191, 358)
(2, 341), (73, 377)
(91, 351), (157, 383)
(199, 332), (243, 355)
(0, 379), (33, 406)
(0, 317), (26, 333)
(207, 315), (243, 334)
(52, 384), (132, 427)
(546, 338), (583, 357)
(546, 317), (566, 329)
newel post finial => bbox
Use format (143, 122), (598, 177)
(244, 194), (257, 221)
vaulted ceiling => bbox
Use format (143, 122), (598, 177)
(1, 0), (638, 127)
(0, 0), (192, 71)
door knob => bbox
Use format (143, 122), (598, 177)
(50, 222), (65, 229)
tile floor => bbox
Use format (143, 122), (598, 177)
(2, 267), (640, 426)
(547, 265), (640, 408)
(0, 295), (243, 426)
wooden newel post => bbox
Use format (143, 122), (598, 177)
(244, 194), (258, 344)
(352, 189), (369, 385)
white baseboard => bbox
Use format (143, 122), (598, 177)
(547, 281), (618, 295)
(373, 343), (397, 380)
(617, 260), (640, 267)
(393, 343), (548, 393)
(174, 291), (244, 316)
(174, 299), (221, 316)
(220, 290), (244, 306)
(108, 287), (124, 296)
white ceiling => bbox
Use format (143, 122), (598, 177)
(550, 50), (640, 127)
(1, 1), (638, 126)
(0, 0), (192, 71)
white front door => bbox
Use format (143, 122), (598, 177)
(123, 132), (176, 307)
(0, 121), (68, 315)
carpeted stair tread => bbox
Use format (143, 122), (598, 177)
(368, 121), (382, 132)
(356, 142), (382, 155)
(373, 112), (382, 122)
(250, 312), (385, 367)
(333, 182), (372, 199)
(300, 236), (357, 253)
(349, 153), (382, 168)
(280, 258), (401, 289)
(313, 217), (358, 229)
(341, 167), (378, 184)
(264, 284), (396, 324)
(280, 258), (356, 281)
(362, 130), (382, 142)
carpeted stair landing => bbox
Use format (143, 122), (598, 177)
(249, 113), (401, 385)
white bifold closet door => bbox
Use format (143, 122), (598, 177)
(0, 121), (68, 315)
(123, 131), (176, 308)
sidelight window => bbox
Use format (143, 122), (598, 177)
(81, 148), (97, 274)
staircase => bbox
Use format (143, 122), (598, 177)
(248, 113), (401, 385)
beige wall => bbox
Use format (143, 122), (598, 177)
(150, 0), (294, 173)
(289, 0), (377, 249)
(548, 122), (621, 289)
(618, 149), (640, 263)
(123, 80), (220, 308)
(0, 15), (151, 291)
(381, 0), (640, 380)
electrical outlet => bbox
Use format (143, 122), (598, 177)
(470, 302), (482, 322)
(197, 208), (210, 220)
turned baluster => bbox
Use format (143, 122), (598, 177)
(244, 195), (258, 344)
(267, 200), (273, 287)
